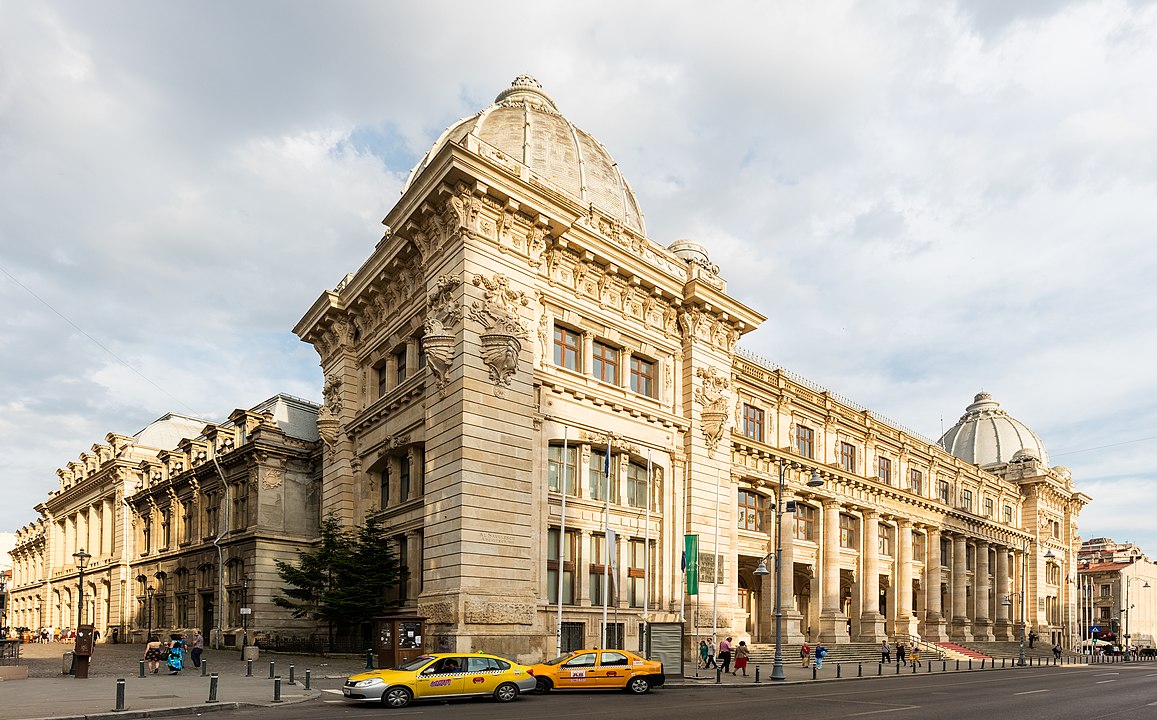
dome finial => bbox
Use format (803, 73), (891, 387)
(495, 74), (558, 112)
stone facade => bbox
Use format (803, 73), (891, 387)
(7, 395), (321, 645)
(294, 76), (1091, 662)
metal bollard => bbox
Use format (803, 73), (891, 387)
(1002, 657), (1006, 668)
(305, 669), (311, 690)
(289, 664), (296, 685)
(207, 673), (219, 703)
(927, 661), (931, 673)
(812, 666), (817, 680)
(366, 648), (374, 670)
(968, 659), (973, 670)
(716, 666), (722, 684)
(246, 659), (253, 677)
(896, 661), (900, 674)
(273, 676), (283, 703)
(114, 678), (126, 712)
(201, 660), (208, 677)
(269, 661), (276, 679)
(754, 666), (760, 683)
(139, 659), (146, 678)
(877, 663), (881, 676)
(858, 663), (862, 677)
(955, 659), (960, 671)
(836, 663), (841, 678)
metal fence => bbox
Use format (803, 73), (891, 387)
(261, 632), (372, 655)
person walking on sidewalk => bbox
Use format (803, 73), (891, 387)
(705, 638), (718, 668)
(882, 639), (891, 663)
(814, 643), (828, 669)
(718, 637), (733, 674)
(734, 641), (750, 676)
(144, 636), (166, 674)
(910, 645), (921, 668)
(897, 641), (908, 666)
(801, 642), (811, 667)
(699, 640), (710, 668)
(190, 629), (204, 668)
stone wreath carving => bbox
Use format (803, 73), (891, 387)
(694, 366), (732, 456)
(423, 275), (464, 395)
(467, 273), (530, 397)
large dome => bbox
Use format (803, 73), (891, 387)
(404, 75), (646, 235)
(938, 391), (1049, 468)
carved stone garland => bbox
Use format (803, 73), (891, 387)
(467, 273), (530, 397)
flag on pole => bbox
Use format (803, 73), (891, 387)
(685, 534), (699, 596)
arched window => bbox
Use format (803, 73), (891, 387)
(737, 490), (766, 532)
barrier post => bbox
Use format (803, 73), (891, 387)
(114, 678), (126, 712)
(207, 673), (219, 703)
(273, 676), (283, 703)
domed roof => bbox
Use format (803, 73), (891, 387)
(938, 391), (1049, 468)
(404, 75), (646, 235)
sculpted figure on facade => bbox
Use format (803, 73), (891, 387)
(423, 274), (464, 395)
(468, 273), (530, 396)
(695, 366), (732, 456)
(317, 374), (343, 450)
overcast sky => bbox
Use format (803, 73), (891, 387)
(2, 1), (1155, 557)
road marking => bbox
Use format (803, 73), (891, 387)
(1095, 673), (1119, 676)
(848, 706), (919, 716)
(320, 689), (343, 694)
(1014, 689), (1049, 695)
(1096, 680), (1117, 684)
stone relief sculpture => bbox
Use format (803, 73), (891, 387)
(423, 274), (464, 396)
(317, 374), (343, 451)
(468, 273), (530, 397)
(694, 366), (732, 456)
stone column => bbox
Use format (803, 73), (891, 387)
(406, 530), (423, 600)
(973, 540), (993, 640)
(994, 546), (1013, 640)
(895, 519), (913, 639)
(950, 534), (973, 641)
(780, 491), (804, 643)
(923, 527), (947, 640)
(858, 509), (886, 641)
(818, 500), (849, 642)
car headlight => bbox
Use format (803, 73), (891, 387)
(353, 678), (385, 688)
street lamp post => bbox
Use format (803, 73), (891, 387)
(146, 585), (155, 641)
(242, 574), (250, 650)
(1123, 576), (1150, 660)
(754, 461), (823, 681)
(72, 549), (91, 628)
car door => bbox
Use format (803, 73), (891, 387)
(414, 657), (465, 699)
(462, 656), (501, 697)
(597, 651), (632, 688)
(557, 651), (598, 688)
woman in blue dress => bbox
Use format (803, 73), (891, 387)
(166, 635), (186, 674)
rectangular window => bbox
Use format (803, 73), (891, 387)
(984, 498), (994, 517)
(630, 356), (656, 397)
(877, 456), (892, 485)
(962, 489), (973, 512)
(589, 534), (609, 606)
(548, 444), (578, 495)
(626, 461), (648, 509)
(938, 480), (950, 504)
(379, 465), (390, 509)
(377, 364), (388, 399)
(232, 482), (248, 530)
(589, 450), (618, 502)
(839, 513), (859, 549)
(181, 500), (194, 544)
(742, 404), (765, 442)
(628, 539), (647, 608)
(794, 504), (817, 541)
(966, 544), (974, 570)
(592, 341), (619, 384)
(399, 455), (411, 502)
(737, 490), (765, 532)
(1004, 505), (1013, 524)
(840, 442), (856, 473)
(160, 509), (171, 549)
(879, 523), (894, 556)
(1100, 584), (1112, 597)
(913, 532), (926, 560)
(795, 424), (814, 458)
(940, 538), (950, 566)
(553, 326), (581, 371)
(395, 347), (408, 386)
(547, 528), (575, 605)
(909, 468), (922, 495)
(141, 515), (152, 555)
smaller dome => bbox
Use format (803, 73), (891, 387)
(668, 238), (719, 274)
(938, 391), (1049, 468)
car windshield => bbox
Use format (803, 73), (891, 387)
(392, 656), (435, 672)
(543, 653), (575, 666)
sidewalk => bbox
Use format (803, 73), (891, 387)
(0, 640), (370, 720)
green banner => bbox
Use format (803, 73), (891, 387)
(684, 534), (699, 596)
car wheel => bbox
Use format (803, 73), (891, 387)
(494, 682), (519, 702)
(535, 677), (553, 693)
(627, 676), (651, 694)
(383, 686), (412, 708)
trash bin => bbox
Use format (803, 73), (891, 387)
(62, 651), (75, 675)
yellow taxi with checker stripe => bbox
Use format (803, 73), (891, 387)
(530, 648), (665, 694)
(342, 652), (536, 708)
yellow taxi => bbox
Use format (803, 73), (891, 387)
(530, 648), (665, 694)
(342, 652), (536, 708)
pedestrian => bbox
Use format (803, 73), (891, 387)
(698, 640), (710, 668)
(166, 634), (186, 674)
(897, 641), (907, 666)
(815, 643), (828, 669)
(734, 641), (750, 676)
(801, 642), (811, 667)
(881, 639), (891, 664)
(718, 637), (733, 674)
(190, 629), (205, 668)
(144, 636), (166, 674)
(1052, 643), (1062, 660)
(910, 646), (921, 668)
(1028, 631), (1037, 648)
(705, 638), (718, 668)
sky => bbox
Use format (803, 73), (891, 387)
(2, 1), (1156, 555)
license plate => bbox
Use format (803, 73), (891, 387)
(342, 688), (351, 696)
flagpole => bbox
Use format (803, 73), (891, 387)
(643, 449), (652, 648)
(712, 467), (720, 646)
(556, 426), (568, 658)
(602, 435), (611, 648)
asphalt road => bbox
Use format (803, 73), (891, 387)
(220, 664), (1157, 720)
